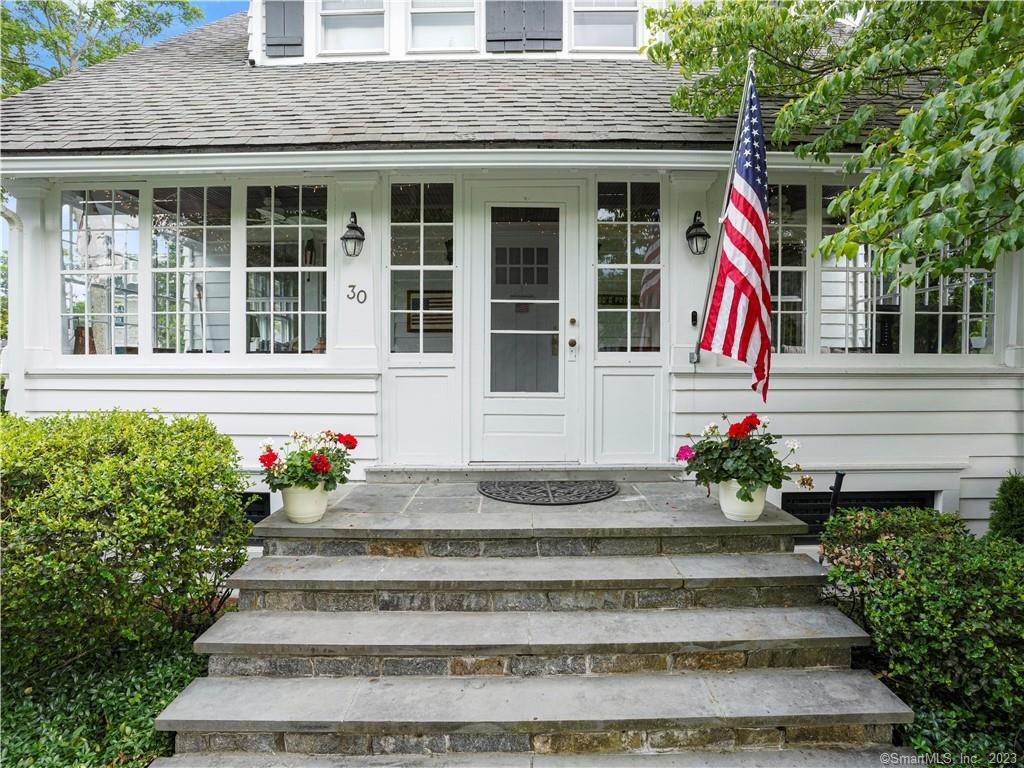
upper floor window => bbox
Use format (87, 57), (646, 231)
(389, 183), (455, 354)
(573, 0), (638, 49)
(766, 184), (807, 353)
(411, 0), (476, 50)
(245, 185), (328, 354)
(321, 0), (386, 53)
(152, 187), (232, 354)
(914, 260), (995, 354)
(819, 185), (900, 354)
(60, 190), (140, 355)
(596, 181), (661, 353)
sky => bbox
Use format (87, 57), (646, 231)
(162, 1), (250, 40)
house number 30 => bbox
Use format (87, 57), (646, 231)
(347, 285), (367, 304)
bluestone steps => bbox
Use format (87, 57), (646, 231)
(154, 480), (913, 764)
(155, 669), (913, 754)
(198, 607), (867, 676)
(151, 748), (916, 767)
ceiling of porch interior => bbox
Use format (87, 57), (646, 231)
(0, 13), (897, 157)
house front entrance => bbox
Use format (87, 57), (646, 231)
(468, 183), (585, 462)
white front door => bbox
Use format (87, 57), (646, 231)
(468, 183), (584, 462)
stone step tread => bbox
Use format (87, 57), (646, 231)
(151, 748), (916, 767)
(365, 467), (683, 483)
(228, 554), (825, 592)
(255, 487), (806, 541)
(196, 607), (868, 656)
(155, 669), (913, 733)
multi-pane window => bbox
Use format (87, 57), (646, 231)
(596, 181), (661, 353)
(321, 0), (385, 52)
(914, 260), (995, 354)
(60, 190), (140, 355)
(410, 0), (475, 50)
(245, 185), (328, 354)
(573, 0), (638, 48)
(766, 184), (807, 353)
(152, 187), (232, 353)
(389, 183), (455, 354)
(819, 185), (900, 354)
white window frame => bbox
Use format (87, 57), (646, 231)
(406, 0), (480, 54)
(318, 0), (389, 56)
(570, 0), (642, 53)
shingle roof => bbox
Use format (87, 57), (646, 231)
(0, 12), (752, 155)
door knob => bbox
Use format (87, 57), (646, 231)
(568, 338), (577, 348)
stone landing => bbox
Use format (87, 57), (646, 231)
(152, 480), (913, 767)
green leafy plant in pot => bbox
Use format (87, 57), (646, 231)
(259, 430), (357, 524)
(676, 413), (812, 521)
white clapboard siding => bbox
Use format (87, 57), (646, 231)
(21, 373), (381, 480)
(672, 371), (1024, 532)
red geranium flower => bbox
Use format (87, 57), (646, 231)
(742, 413), (761, 430)
(259, 449), (279, 468)
(310, 453), (332, 474)
(727, 422), (750, 439)
(337, 433), (358, 451)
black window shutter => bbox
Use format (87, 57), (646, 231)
(266, 0), (304, 58)
(524, 0), (562, 52)
(486, 1), (525, 53)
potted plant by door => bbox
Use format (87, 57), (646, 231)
(675, 414), (812, 521)
(258, 430), (358, 524)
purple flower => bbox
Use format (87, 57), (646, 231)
(676, 445), (695, 462)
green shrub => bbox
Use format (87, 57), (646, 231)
(0, 637), (204, 768)
(989, 470), (1024, 543)
(0, 411), (251, 677)
(823, 507), (1024, 758)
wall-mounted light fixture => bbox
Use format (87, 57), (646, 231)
(340, 212), (365, 257)
(685, 210), (711, 255)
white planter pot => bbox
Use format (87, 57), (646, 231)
(718, 479), (767, 522)
(281, 483), (328, 524)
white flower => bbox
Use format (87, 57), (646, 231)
(702, 423), (720, 437)
(785, 439), (801, 451)
(258, 437), (274, 450)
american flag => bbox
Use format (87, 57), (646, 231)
(699, 69), (773, 400)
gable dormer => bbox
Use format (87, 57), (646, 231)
(249, 0), (650, 64)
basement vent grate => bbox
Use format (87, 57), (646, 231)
(782, 489), (937, 544)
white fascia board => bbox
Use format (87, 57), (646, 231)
(0, 148), (854, 179)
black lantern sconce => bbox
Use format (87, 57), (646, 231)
(340, 212), (365, 258)
(685, 210), (711, 255)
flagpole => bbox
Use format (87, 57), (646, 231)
(690, 49), (756, 365)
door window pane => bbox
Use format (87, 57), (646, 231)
(491, 334), (559, 393)
(766, 183), (806, 353)
(596, 181), (661, 352)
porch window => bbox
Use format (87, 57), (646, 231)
(914, 260), (995, 354)
(819, 185), (900, 354)
(60, 189), (140, 355)
(767, 184), (807, 353)
(152, 187), (232, 353)
(410, 0), (475, 50)
(245, 185), (328, 354)
(321, 0), (386, 53)
(389, 182), (455, 354)
(596, 181), (661, 353)
(573, 0), (639, 49)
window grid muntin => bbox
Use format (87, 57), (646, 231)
(596, 181), (661, 353)
(244, 185), (328, 354)
(389, 182), (455, 354)
(767, 183), (807, 354)
(60, 189), (140, 355)
(152, 186), (232, 354)
(914, 258), (995, 355)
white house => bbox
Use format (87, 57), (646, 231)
(2, 1), (1021, 533)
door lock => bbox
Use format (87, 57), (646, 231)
(568, 338), (577, 348)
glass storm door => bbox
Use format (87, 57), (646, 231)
(469, 187), (583, 462)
